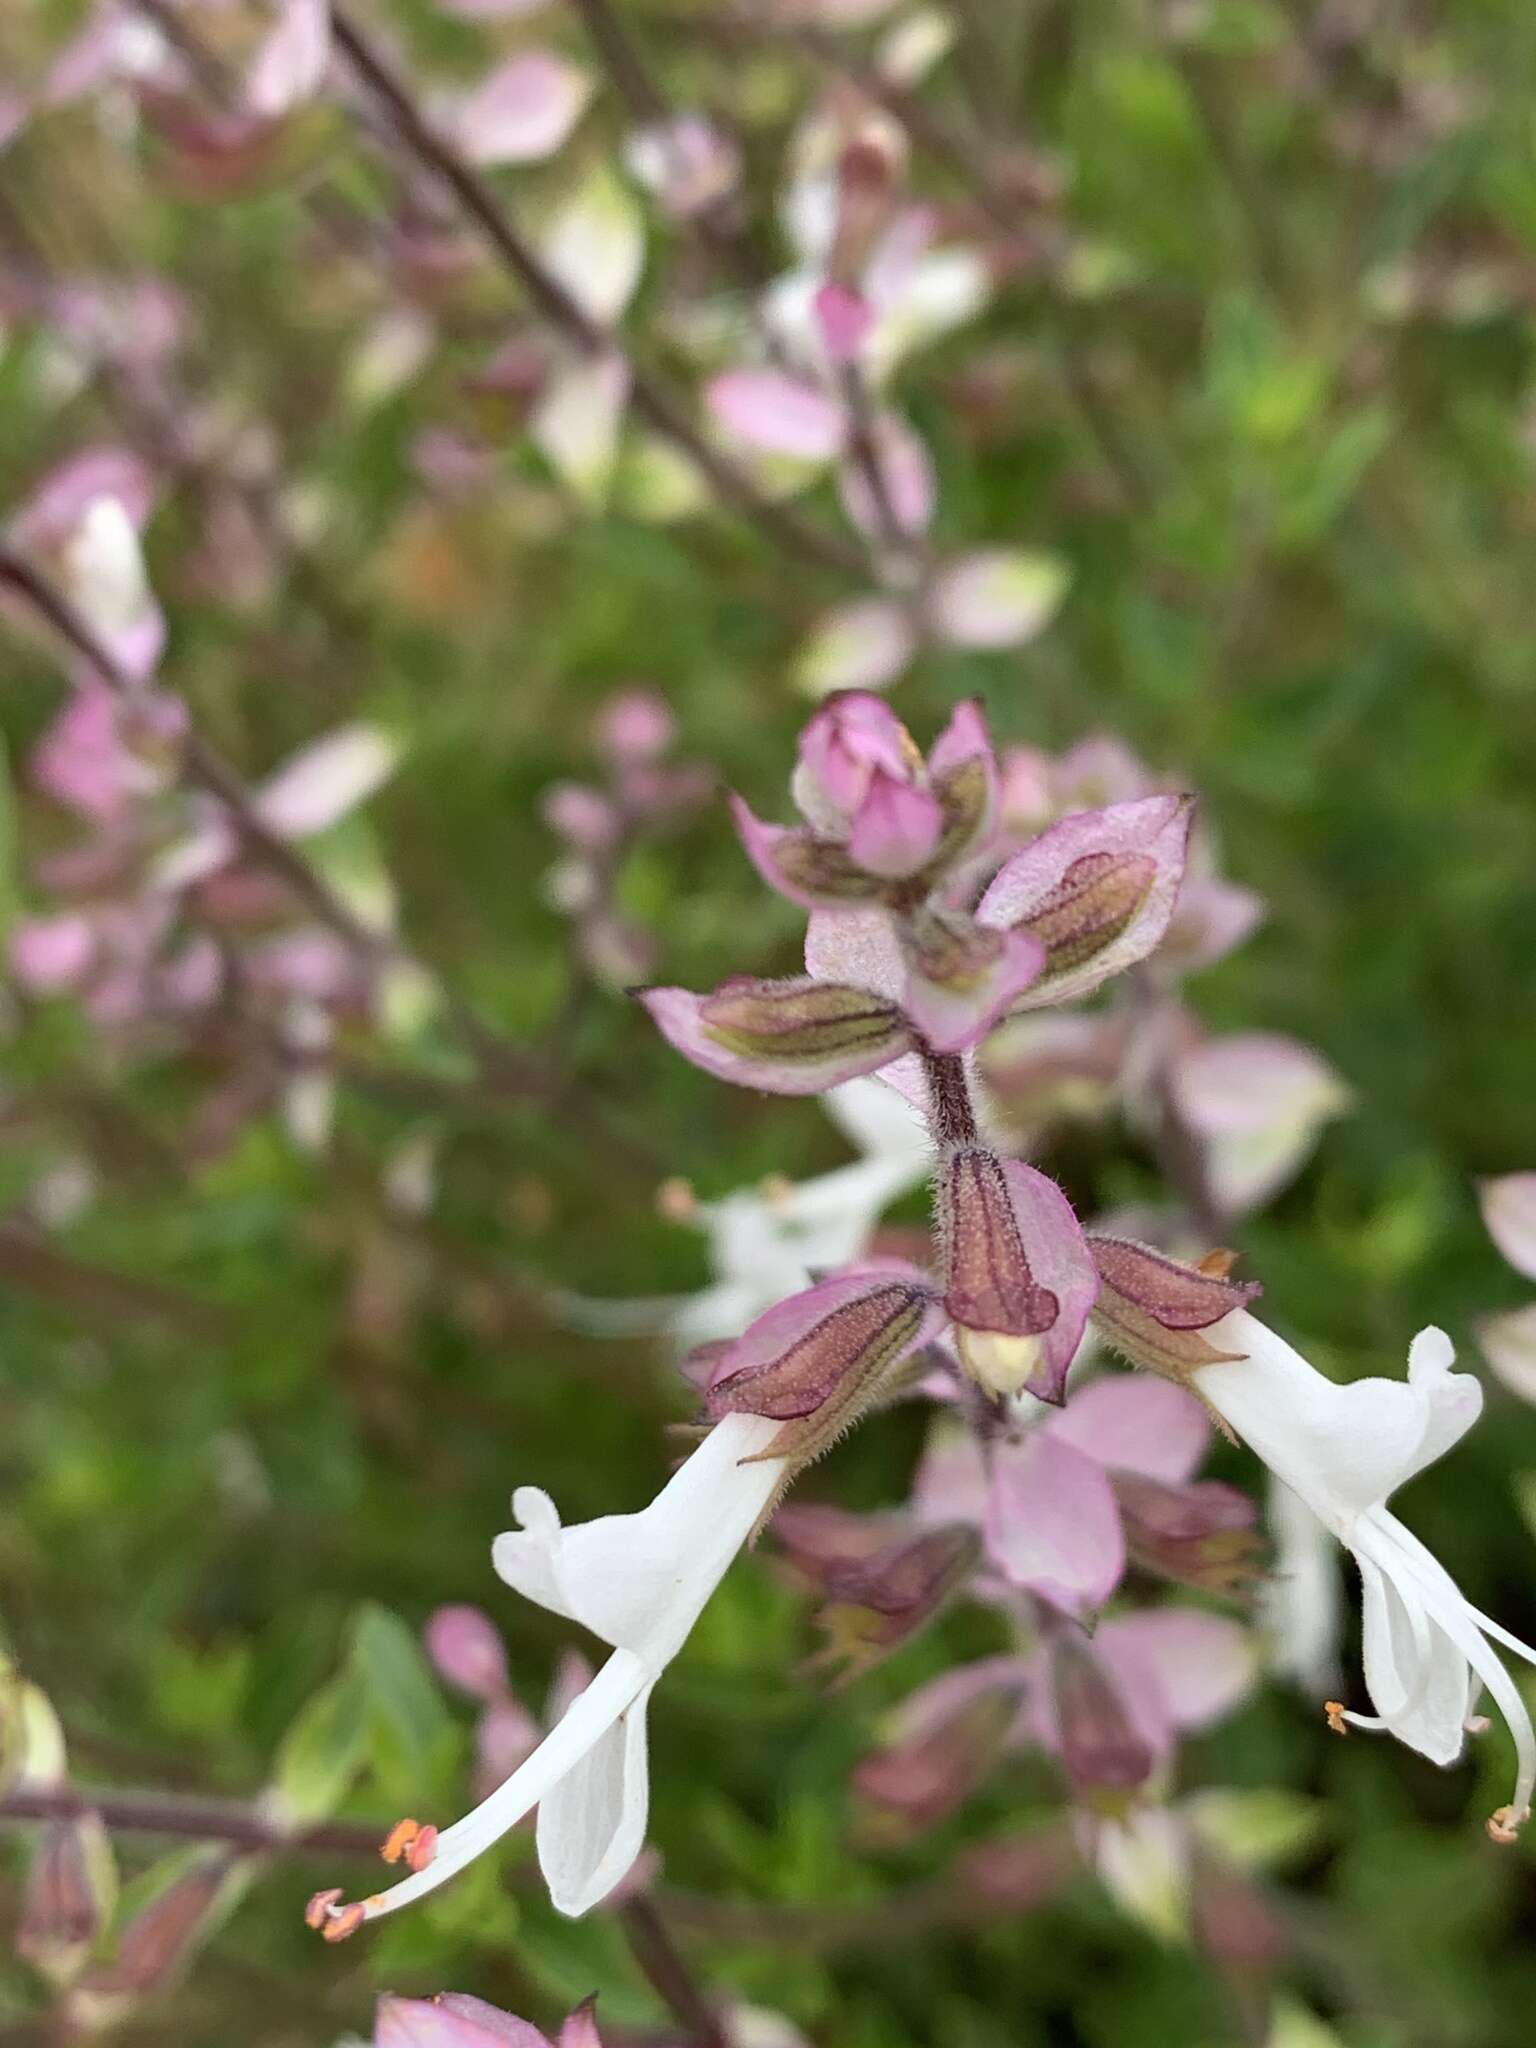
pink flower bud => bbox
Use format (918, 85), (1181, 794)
(375, 1991), (557, 2047)
(12, 914), (96, 994)
(814, 281), (874, 363)
(792, 693), (923, 836)
(425, 1605), (509, 1702)
(596, 690), (674, 766)
(542, 782), (619, 852)
(1112, 1471), (1263, 1596)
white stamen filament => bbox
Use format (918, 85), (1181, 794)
(340, 1648), (650, 1925)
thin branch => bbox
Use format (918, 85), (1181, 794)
(0, 1782), (386, 1861)
(327, 7), (867, 579)
(618, 1896), (729, 2048)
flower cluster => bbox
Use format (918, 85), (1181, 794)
(308, 695), (1536, 1973)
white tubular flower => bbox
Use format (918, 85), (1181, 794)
(309, 1414), (788, 1939)
(1261, 1476), (1342, 1697)
(1195, 1311), (1536, 1841)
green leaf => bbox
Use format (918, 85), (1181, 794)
(348, 1601), (452, 1787)
(268, 1668), (370, 1827)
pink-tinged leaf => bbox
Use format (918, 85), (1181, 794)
(928, 549), (1069, 650)
(978, 794), (1194, 1007)
(805, 904), (905, 1003)
(455, 53), (592, 166)
(256, 725), (397, 839)
(838, 413), (935, 538)
(1476, 1304), (1536, 1403)
(640, 980), (912, 1094)
(898, 915), (1045, 1054)
(12, 914), (96, 994)
(424, 1605), (508, 1702)
(1479, 1174), (1536, 1283)
(732, 799), (890, 912)
(1042, 1373), (1210, 1485)
(375, 1994), (550, 2048)
(795, 599), (915, 697)
(245, 0), (331, 122)
(1095, 1610), (1257, 1757)
(707, 1271), (944, 1420)
(706, 369), (846, 461)
(984, 1431), (1125, 1614)
(1162, 876), (1265, 976)
(941, 1151), (1098, 1403)
(1170, 1032), (1350, 1217)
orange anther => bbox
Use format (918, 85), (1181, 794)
(407, 1823), (439, 1873)
(1324, 1700), (1348, 1735)
(321, 1901), (367, 1943)
(1487, 1804), (1528, 1845)
(381, 1817), (423, 1865)
(304, 1887), (343, 1930)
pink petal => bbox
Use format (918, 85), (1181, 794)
(846, 773), (943, 878)
(1479, 1174), (1536, 1283)
(1096, 1610), (1256, 1745)
(994, 1161), (1100, 1404)
(912, 1422), (989, 1527)
(455, 52), (592, 166)
(815, 282), (874, 363)
(706, 368), (846, 462)
(556, 2003), (603, 2048)
(978, 794), (1193, 1007)
(375, 1994), (550, 2047)
(928, 549), (1069, 650)
(983, 1431), (1125, 1615)
(1042, 1374), (1209, 1485)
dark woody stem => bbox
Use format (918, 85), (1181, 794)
(0, 1782), (385, 1860)
(618, 1896), (730, 2048)
(920, 1049), (978, 1149)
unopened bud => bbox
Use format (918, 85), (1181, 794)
(1048, 1634), (1155, 1808)
(17, 1814), (115, 1985)
(941, 1147), (1060, 1396)
(707, 1273), (945, 1491)
(76, 1849), (239, 2000)
(1112, 1471), (1264, 1596)
(1088, 1237), (1260, 1391)
(776, 1507), (979, 1681)
(853, 1678), (1020, 1835)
